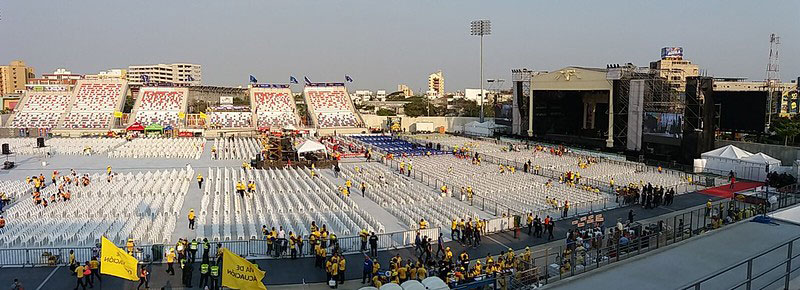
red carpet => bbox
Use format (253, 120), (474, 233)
(700, 181), (764, 199)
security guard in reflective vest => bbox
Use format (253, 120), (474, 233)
(202, 238), (211, 262)
(209, 261), (220, 290)
(199, 261), (210, 289)
(189, 239), (199, 261)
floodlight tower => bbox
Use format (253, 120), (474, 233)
(765, 33), (780, 132)
(471, 19), (491, 123)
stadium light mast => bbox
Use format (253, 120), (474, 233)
(471, 19), (491, 123)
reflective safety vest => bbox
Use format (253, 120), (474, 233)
(200, 263), (209, 274)
(210, 265), (219, 276)
(203, 241), (210, 250)
(190, 241), (198, 250)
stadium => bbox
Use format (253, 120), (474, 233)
(0, 68), (797, 290)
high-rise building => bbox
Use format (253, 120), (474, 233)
(85, 69), (127, 81)
(127, 63), (201, 86)
(397, 84), (414, 97)
(0, 60), (36, 95)
(649, 47), (699, 92)
(428, 70), (444, 97)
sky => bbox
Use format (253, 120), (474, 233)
(0, 0), (798, 92)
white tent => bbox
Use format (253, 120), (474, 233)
(421, 277), (450, 290)
(698, 145), (782, 181)
(400, 280), (426, 290)
(296, 140), (327, 155)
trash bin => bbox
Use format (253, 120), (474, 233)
(151, 245), (163, 262)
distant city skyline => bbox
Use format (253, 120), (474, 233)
(0, 0), (798, 92)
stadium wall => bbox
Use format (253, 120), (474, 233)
(360, 114), (489, 133)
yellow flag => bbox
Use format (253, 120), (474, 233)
(100, 236), (139, 281)
(221, 248), (266, 290)
(178, 112), (186, 119)
(114, 111), (123, 118)
(199, 112), (208, 119)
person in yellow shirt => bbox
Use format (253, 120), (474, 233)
(372, 275), (382, 288)
(188, 209), (196, 230)
(126, 238), (135, 255)
(445, 247), (453, 262)
(197, 174), (204, 189)
(166, 248), (176, 275)
(390, 270), (400, 284)
(451, 219), (458, 240)
(417, 264), (427, 280)
(337, 255), (346, 284)
(325, 258), (334, 283)
(409, 263), (418, 281)
(341, 187), (349, 196)
(397, 262), (408, 283)
(75, 262), (87, 289)
(247, 181), (256, 194)
(345, 179), (352, 191)
(419, 219), (428, 229)
(89, 256), (100, 283)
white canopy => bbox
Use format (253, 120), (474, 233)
(741, 152), (780, 165)
(296, 140), (327, 155)
(700, 145), (753, 160)
(379, 283), (404, 290)
(400, 280), (426, 290)
(421, 277), (450, 290)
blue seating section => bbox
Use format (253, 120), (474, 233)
(352, 135), (448, 156)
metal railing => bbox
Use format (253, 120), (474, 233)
(506, 186), (800, 289)
(0, 227), (440, 267)
(680, 235), (800, 290)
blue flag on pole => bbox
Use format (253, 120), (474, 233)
(304, 76), (312, 85)
(187, 75), (194, 82)
(345, 75), (353, 82)
(249, 75), (258, 83)
(290, 76), (298, 84)
(141, 74), (149, 84)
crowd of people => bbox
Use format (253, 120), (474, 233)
(615, 182), (677, 208)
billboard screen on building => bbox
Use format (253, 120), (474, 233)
(643, 112), (683, 138)
(661, 47), (683, 59)
(220, 96), (234, 105)
(714, 91), (767, 133)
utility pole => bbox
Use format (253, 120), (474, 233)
(471, 19), (491, 123)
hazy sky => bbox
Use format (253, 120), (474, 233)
(1, 0), (798, 92)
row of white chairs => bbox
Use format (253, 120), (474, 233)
(197, 166), (384, 241)
(108, 137), (205, 159)
(212, 137), (261, 160)
(0, 168), (193, 248)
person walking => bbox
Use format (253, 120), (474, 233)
(165, 248), (176, 275)
(360, 182), (367, 197)
(83, 261), (94, 288)
(89, 256), (101, 284)
(188, 209), (196, 230)
(74, 261), (87, 290)
(527, 213), (533, 235)
(189, 238), (198, 261)
(628, 209), (635, 224)
(137, 266), (149, 289)
(197, 174), (204, 189)
(10, 279), (23, 290)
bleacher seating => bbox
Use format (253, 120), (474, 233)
(251, 88), (299, 128)
(197, 167), (384, 242)
(208, 112), (253, 128)
(350, 135), (447, 156)
(109, 137), (205, 159)
(0, 168), (192, 249)
(132, 87), (187, 127)
(10, 89), (72, 129)
(62, 80), (126, 129)
(304, 86), (360, 128)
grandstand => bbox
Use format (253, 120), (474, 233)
(59, 79), (128, 130)
(303, 84), (363, 129)
(130, 87), (188, 127)
(250, 86), (301, 129)
(8, 85), (73, 129)
(207, 107), (254, 129)
(197, 166), (384, 241)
